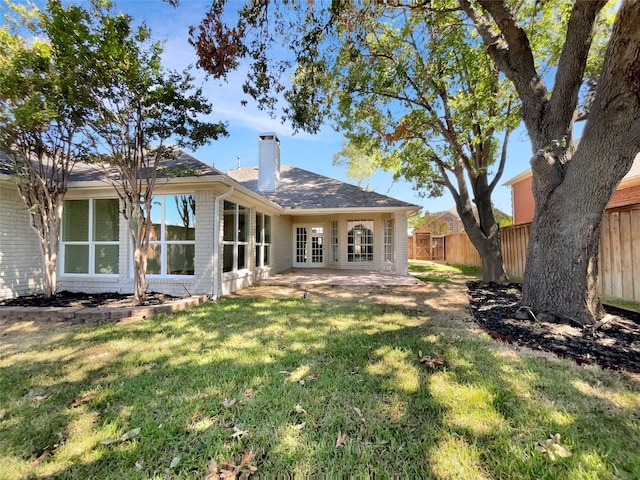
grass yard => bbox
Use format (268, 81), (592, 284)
(1, 283), (639, 479)
(409, 260), (482, 284)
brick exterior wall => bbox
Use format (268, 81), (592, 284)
(0, 182), (43, 299)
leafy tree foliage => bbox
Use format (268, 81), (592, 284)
(0, 1), (94, 297)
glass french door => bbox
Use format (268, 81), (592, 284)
(293, 225), (324, 267)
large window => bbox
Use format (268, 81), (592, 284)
(223, 200), (249, 273)
(384, 219), (394, 263)
(255, 212), (271, 268)
(147, 195), (196, 276)
(347, 220), (374, 263)
(62, 199), (119, 274)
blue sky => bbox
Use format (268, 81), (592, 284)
(96, 1), (538, 215)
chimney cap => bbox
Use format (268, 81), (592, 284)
(259, 132), (280, 142)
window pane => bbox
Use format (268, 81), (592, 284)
(264, 215), (271, 243)
(256, 213), (263, 242)
(64, 245), (89, 273)
(256, 245), (262, 268)
(150, 198), (162, 241)
(166, 195), (196, 241)
(167, 244), (194, 275)
(238, 205), (249, 242)
(223, 244), (234, 272)
(238, 244), (247, 269)
(95, 245), (119, 274)
(223, 201), (235, 242)
(264, 244), (270, 266)
(93, 199), (119, 241)
(63, 200), (88, 241)
(146, 243), (161, 275)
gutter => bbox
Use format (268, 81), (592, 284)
(211, 186), (235, 299)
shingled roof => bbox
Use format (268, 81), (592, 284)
(0, 149), (224, 182)
(226, 165), (418, 210)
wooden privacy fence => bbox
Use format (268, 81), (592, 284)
(411, 204), (640, 303)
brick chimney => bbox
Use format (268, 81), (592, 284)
(258, 133), (280, 192)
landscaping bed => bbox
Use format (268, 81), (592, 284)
(468, 280), (640, 372)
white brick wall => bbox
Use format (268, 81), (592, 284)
(0, 182), (43, 299)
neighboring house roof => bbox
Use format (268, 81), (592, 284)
(226, 165), (418, 211)
(504, 152), (640, 187)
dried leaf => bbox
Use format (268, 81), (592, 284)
(336, 431), (347, 448)
(537, 433), (572, 461)
(419, 355), (445, 369)
(32, 448), (49, 467)
(221, 398), (237, 408)
(294, 422), (306, 430)
(71, 392), (94, 407)
(119, 427), (141, 442)
(239, 450), (256, 470)
(294, 403), (307, 415)
(353, 407), (366, 423)
(298, 380), (306, 386)
(99, 438), (116, 445)
(170, 456), (181, 468)
(135, 460), (144, 471)
(204, 459), (219, 480)
(278, 370), (291, 375)
(231, 426), (249, 439)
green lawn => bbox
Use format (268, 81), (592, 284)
(1, 288), (639, 479)
(409, 260), (482, 284)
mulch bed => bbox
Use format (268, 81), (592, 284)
(467, 281), (640, 373)
(0, 290), (176, 308)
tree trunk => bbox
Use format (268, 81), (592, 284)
(521, 1), (640, 325)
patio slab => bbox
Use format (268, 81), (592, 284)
(259, 268), (424, 287)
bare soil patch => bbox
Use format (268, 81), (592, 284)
(468, 280), (640, 373)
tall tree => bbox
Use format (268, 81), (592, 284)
(68, 1), (228, 304)
(460, 0), (639, 325)
(0, 3), (93, 297)
(191, 2), (519, 283)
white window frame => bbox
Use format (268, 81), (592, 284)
(384, 219), (394, 263)
(347, 219), (374, 263)
(255, 212), (271, 268)
(61, 198), (120, 276)
(223, 200), (250, 274)
(146, 195), (196, 277)
(331, 220), (339, 263)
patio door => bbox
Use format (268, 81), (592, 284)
(293, 225), (325, 267)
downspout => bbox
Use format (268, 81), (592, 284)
(212, 186), (235, 300)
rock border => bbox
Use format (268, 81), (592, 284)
(0, 295), (208, 325)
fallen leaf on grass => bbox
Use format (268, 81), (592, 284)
(231, 426), (249, 439)
(169, 456), (181, 468)
(205, 451), (257, 479)
(294, 403), (307, 415)
(336, 431), (347, 448)
(120, 427), (141, 442)
(537, 433), (572, 461)
(294, 422), (306, 430)
(221, 398), (237, 408)
(353, 407), (366, 423)
(32, 448), (49, 467)
(71, 392), (95, 407)
(419, 354), (445, 369)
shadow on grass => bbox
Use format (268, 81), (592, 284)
(1, 292), (639, 478)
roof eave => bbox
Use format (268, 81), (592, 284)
(281, 206), (420, 216)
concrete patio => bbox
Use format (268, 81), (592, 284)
(258, 268), (424, 287)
